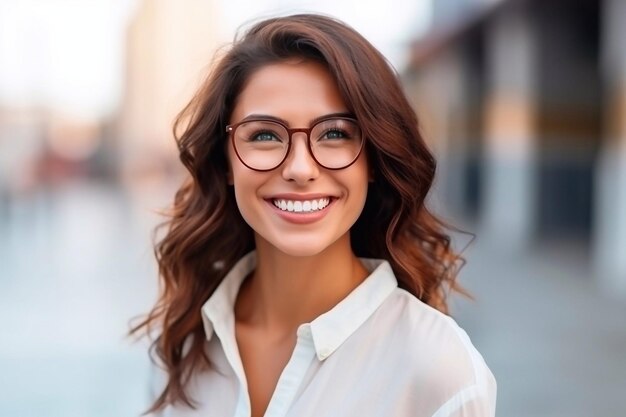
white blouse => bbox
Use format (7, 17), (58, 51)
(152, 251), (497, 417)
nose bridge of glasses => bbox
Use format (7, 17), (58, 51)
(287, 126), (313, 142)
(286, 128), (313, 159)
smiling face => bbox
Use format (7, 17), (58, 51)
(227, 59), (369, 257)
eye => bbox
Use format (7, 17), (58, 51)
(322, 128), (349, 140)
(249, 130), (281, 142)
(314, 118), (359, 142)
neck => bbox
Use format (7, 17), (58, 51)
(234, 233), (369, 338)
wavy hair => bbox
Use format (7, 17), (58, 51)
(130, 13), (471, 413)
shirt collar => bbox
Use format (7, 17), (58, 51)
(201, 251), (257, 343)
(201, 251), (398, 361)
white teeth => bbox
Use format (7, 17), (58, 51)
(272, 198), (331, 213)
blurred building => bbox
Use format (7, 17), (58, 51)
(403, 0), (626, 295)
(431, 0), (482, 27)
(0, 2), (129, 219)
(116, 0), (222, 189)
(0, 107), (113, 193)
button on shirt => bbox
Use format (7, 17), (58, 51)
(155, 251), (497, 417)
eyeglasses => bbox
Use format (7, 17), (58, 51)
(225, 116), (364, 171)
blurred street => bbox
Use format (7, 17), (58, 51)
(1, 181), (624, 416)
(453, 224), (626, 417)
(0, 180), (161, 417)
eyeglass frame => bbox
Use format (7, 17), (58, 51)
(225, 115), (365, 172)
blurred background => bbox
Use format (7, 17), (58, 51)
(0, 0), (624, 416)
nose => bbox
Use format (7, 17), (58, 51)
(281, 132), (320, 184)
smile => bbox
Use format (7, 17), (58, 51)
(272, 198), (331, 213)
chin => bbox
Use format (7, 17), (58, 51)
(275, 246), (327, 258)
(269, 239), (330, 258)
(257, 231), (343, 258)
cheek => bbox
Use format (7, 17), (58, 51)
(231, 167), (256, 202)
(231, 179), (260, 230)
(228, 145), (250, 187)
(352, 155), (370, 192)
(229, 162), (266, 223)
(342, 160), (370, 216)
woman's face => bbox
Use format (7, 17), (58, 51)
(227, 59), (370, 257)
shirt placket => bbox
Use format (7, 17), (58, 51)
(213, 317), (252, 417)
(262, 325), (316, 417)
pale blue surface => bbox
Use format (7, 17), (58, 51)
(0, 181), (158, 417)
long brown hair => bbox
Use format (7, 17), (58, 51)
(131, 13), (471, 413)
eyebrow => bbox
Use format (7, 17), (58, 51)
(239, 112), (355, 126)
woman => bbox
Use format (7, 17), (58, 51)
(132, 13), (496, 417)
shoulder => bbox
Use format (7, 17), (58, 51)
(376, 288), (497, 416)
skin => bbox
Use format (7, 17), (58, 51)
(227, 59), (371, 417)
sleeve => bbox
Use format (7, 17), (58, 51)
(430, 370), (497, 417)
(427, 319), (498, 417)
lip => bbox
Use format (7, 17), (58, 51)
(265, 196), (336, 224)
(266, 193), (338, 200)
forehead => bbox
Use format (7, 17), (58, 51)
(230, 60), (349, 125)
